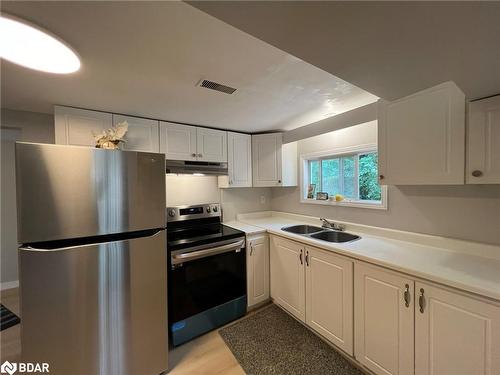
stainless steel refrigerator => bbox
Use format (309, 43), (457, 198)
(15, 142), (168, 375)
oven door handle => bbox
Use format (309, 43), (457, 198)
(171, 239), (244, 265)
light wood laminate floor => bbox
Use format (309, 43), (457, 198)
(0, 288), (244, 374)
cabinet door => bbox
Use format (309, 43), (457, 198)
(354, 263), (414, 375)
(247, 235), (270, 308)
(228, 132), (252, 187)
(467, 95), (500, 184)
(159, 122), (197, 161)
(113, 115), (159, 153)
(305, 246), (353, 355)
(55, 106), (112, 147)
(196, 128), (227, 162)
(252, 133), (282, 187)
(378, 82), (465, 185)
(270, 235), (305, 321)
(415, 282), (500, 375)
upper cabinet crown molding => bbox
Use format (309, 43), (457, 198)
(378, 81), (466, 185)
(252, 133), (297, 187)
(159, 121), (227, 162)
(219, 132), (252, 188)
(467, 95), (500, 184)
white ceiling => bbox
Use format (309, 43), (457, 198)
(0, 1), (377, 132)
(190, 1), (500, 101)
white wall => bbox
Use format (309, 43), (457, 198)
(166, 175), (220, 206)
(1, 109), (55, 288)
(220, 187), (272, 222)
(271, 121), (500, 245)
(299, 120), (376, 154)
(165, 174), (272, 222)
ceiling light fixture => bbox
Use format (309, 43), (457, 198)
(0, 14), (80, 74)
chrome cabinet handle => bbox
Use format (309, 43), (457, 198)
(419, 288), (425, 313)
(305, 250), (309, 267)
(299, 249), (303, 265)
(250, 243), (254, 256)
(191, 153), (196, 157)
(198, 153), (203, 158)
(404, 284), (410, 308)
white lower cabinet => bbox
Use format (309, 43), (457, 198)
(354, 262), (414, 375)
(269, 235), (500, 375)
(270, 236), (305, 321)
(246, 234), (270, 308)
(270, 236), (354, 353)
(305, 246), (354, 355)
(415, 282), (500, 375)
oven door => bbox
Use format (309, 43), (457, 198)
(168, 237), (247, 343)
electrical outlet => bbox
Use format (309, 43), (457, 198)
(260, 195), (266, 204)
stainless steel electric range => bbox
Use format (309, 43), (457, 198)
(166, 203), (246, 346)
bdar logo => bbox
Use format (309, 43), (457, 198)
(0, 361), (17, 375)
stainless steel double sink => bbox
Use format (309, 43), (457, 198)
(281, 225), (360, 243)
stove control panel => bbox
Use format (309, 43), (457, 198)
(167, 203), (221, 222)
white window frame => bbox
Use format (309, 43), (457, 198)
(300, 143), (388, 210)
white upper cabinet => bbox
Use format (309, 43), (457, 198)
(354, 262), (414, 375)
(219, 132), (252, 188)
(270, 235), (305, 321)
(252, 133), (297, 187)
(196, 127), (227, 162)
(415, 282), (500, 375)
(55, 106), (112, 147)
(305, 246), (353, 355)
(253, 133), (281, 186)
(159, 122), (227, 162)
(378, 81), (466, 185)
(112, 114), (159, 153)
(159, 122), (197, 161)
(467, 95), (500, 184)
(55, 106), (159, 153)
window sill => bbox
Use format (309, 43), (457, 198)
(300, 198), (387, 210)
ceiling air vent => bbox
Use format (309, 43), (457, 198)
(198, 79), (237, 95)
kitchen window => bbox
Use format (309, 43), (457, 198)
(301, 144), (387, 209)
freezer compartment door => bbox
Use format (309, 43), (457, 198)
(19, 230), (167, 375)
(16, 142), (166, 243)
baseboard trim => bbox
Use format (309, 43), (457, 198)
(1, 280), (19, 291)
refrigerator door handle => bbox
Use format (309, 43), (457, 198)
(19, 229), (164, 251)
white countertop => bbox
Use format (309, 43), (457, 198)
(226, 212), (500, 302)
(223, 220), (266, 235)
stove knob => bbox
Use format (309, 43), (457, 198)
(212, 206), (218, 213)
(206, 206), (211, 213)
(168, 209), (176, 217)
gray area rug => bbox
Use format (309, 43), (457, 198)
(219, 304), (365, 375)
